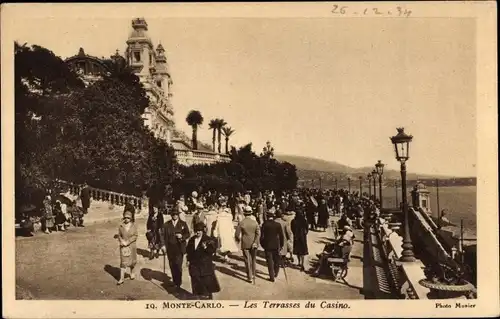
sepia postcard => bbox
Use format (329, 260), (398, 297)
(1, 2), (498, 318)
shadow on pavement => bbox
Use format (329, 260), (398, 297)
(104, 264), (121, 281)
(137, 248), (150, 259)
(140, 268), (195, 300)
(215, 265), (253, 283)
(316, 239), (332, 246)
(228, 252), (267, 267)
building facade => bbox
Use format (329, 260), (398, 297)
(125, 17), (174, 143)
(64, 17), (230, 165)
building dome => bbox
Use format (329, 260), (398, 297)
(127, 17), (152, 45)
(413, 181), (430, 193)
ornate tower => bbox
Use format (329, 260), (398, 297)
(125, 18), (155, 79)
(154, 43), (173, 97)
(125, 18), (174, 144)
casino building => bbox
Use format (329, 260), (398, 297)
(65, 18), (230, 166)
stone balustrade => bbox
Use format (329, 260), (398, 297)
(174, 149), (231, 166)
(375, 217), (431, 299)
(53, 179), (145, 210)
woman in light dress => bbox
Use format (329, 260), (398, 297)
(214, 196), (239, 262)
(43, 195), (55, 234)
(203, 204), (219, 237)
(176, 195), (189, 222)
(116, 210), (138, 285)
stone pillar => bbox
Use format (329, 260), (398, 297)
(411, 182), (431, 214)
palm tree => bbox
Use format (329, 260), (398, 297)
(261, 141), (274, 158)
(216, 118), (227, 153)
(222, 126), (235, 154)
(208, 119), (218, 152)
(186, 110), (204, 150)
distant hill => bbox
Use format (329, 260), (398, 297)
(274, 154), (352, 173)
(275, 154), (462, 182)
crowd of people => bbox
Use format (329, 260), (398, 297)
(16, 184), (91, 236)
(116, 187), (382, 299)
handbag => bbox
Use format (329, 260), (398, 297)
(146, 230), (154, 242)
(121, 246), (131, 257)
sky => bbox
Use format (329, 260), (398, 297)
(12, 15), (477, 177)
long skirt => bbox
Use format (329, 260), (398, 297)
(44, 216), (55, 228)
(191, 273), (221, 296)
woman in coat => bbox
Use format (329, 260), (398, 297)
(186, 223), (221, 299)
(146, 206), (164, 259)
(116, 210), (138, 285)
(291, 209), (309, 272)
(43, 195), (55, 234)
(317, 199), (329, 231)
(53, 200), (67, 231)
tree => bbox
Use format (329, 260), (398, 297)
(15, 42), (177, 202)
(186, 110), (204, 150)
(15, 42), (84, 207)
(208, 119), (218, 152)
(215, 118), (227, 153)
(261, 141), (275, 158)
(222, 126), (235, 154)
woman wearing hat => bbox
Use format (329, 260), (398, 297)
(186, 223), (221, 299)
(291, 208), (309, 272)
(146, 206), (164, 259)
(215, 196), (239, 262)
(116, 210), (138, 285)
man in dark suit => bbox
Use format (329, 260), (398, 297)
(80, 182), (91, 215)
(260, 211), (284, 282)
(160, 210), (191, 288)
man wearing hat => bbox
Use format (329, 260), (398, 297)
(260, 210), (284, 282)
(234, 205), (260, 283)
(160, 209), (191, 289)
(80, 182), (91, 215)
(275, 210), (293, 266)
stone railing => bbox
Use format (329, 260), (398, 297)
(408, 207), (451, 263)
(375, 217), (431, 299)
(175, 149), (231, 166)
(52, 179), (145, 210)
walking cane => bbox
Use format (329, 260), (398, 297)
(282, 256), (289, 284)
(252, 248), (257, 285)
(163, 250), (166, 274)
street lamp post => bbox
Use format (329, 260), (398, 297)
(335, 178), (338, 190)
(359, 176), (363, 195)
(391, 127), (415, 262)
(395, 180), (399, 208)
(367, 173), (372, 198)
(375, 160), (385, 209)
(348, 177), (351, 193)
(372, 169), (377, 201)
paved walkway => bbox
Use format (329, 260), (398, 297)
(16, 214), (365, 300)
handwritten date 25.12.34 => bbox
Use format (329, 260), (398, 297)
(331, 5), (412, 18)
